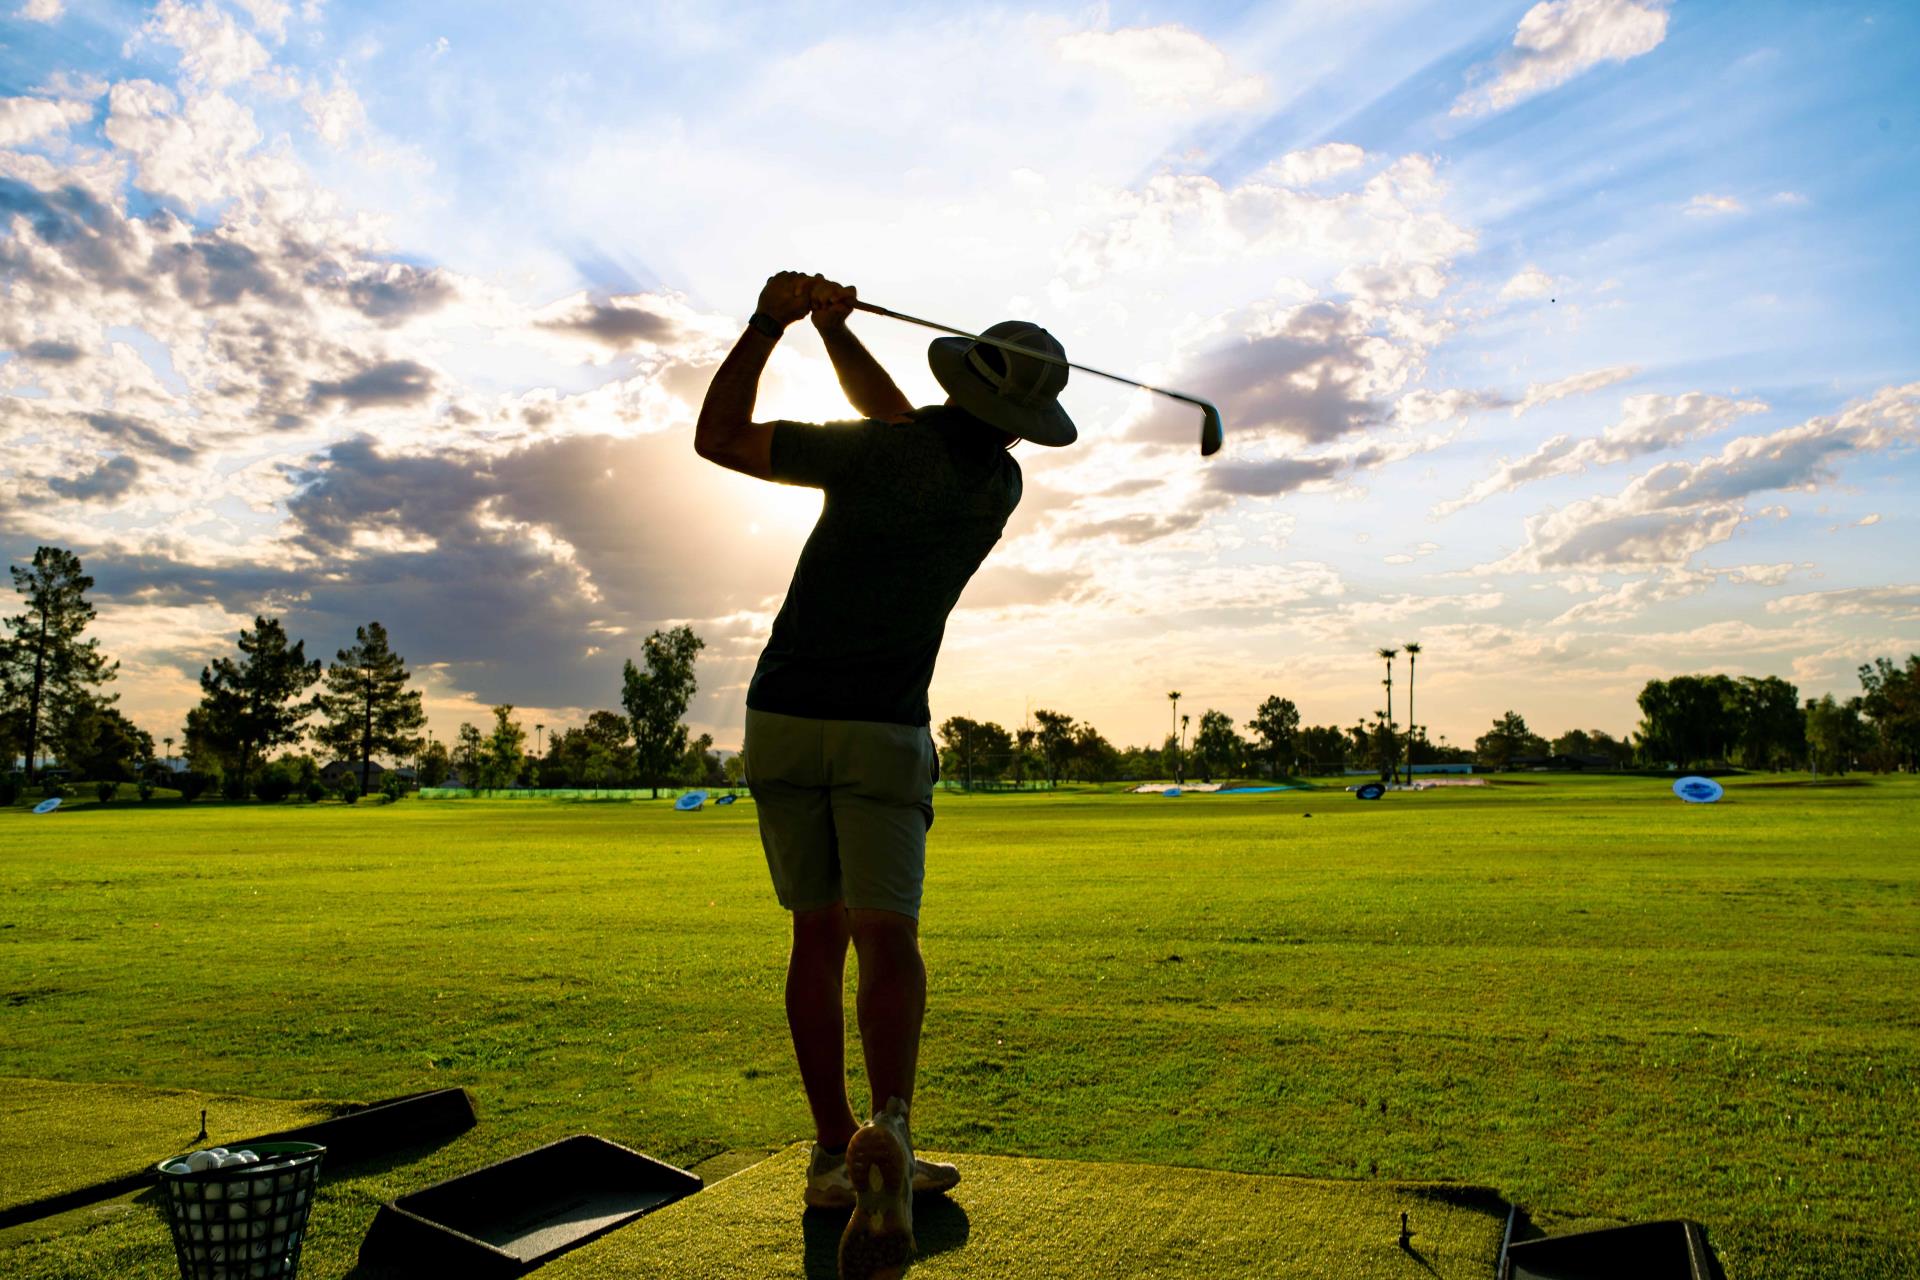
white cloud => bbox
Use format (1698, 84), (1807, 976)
(0, 95), (92, 146)
(1769, 191), (1808, 207)
(301, 77), (366, 147)
(1514, 365), (1637, 416)
(1259, 143), (1368, 188)
(1435, 392), (1767, 516)
(138, 0), (273, 90)
(1395, 388), (1508, 428)
(1855, 512), (1881, 526)
(1055, 24), (1267, 112)
(1499, 266), (1557, 301)
(1551, 569), (1711, 625)
(1768, 585), (1920, 623)
(105, 81), (272, 208)
(1055, 154), (1474, 295)
(1485, 383), (1920, 572)
(1684, 193), (1745, 217)
(1723, 562), (1800, 587)
(16, 0), (63, 21)
(1453, 0), (1669, 117)
(230, 0), (292, 41)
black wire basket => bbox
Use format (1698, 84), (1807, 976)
(155, 1141), (326, 1280)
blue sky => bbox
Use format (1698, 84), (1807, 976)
(1, 0), (1915, 752)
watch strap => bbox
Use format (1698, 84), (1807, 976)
(748, 311), (785, 339)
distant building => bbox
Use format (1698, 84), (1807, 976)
(321, 760), (388, 785)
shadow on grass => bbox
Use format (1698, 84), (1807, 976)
(802, 1197), (971, 1279)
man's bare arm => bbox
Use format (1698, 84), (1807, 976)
(813, 287), (913, 423)
(694, 325), (779, 480)
(695, 271), (819, 480)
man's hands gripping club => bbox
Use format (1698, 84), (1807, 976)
(756, 271), (858, 333)
(697, 271), (912, 479)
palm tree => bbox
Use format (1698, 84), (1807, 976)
(1377, 648), (1398, 783)
(1180, 713), (1191, 783)
(1402, 642), (1421, 785)
(1167, 691), (1182, 780)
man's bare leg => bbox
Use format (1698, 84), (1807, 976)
(847, 907), (925, 1114)
(788, 903), (860, 1149)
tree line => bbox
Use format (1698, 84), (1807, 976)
(6, 544), (1917, 800)
(933, 663), (1918, 788)
(1, 545), (716, 802)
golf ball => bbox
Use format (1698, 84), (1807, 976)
(164, 1161), (192, 1175)
(185, 1151), (218, 1173)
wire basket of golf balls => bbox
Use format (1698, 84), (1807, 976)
(155, 1141), (325, 1280)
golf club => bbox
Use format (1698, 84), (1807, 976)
(850, 300), (1225, 456)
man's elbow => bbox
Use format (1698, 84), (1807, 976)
(693, 421), (733, 464)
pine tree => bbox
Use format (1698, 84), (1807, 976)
(313, 622), (426, 795)
(1246, 695), (1301, 779)
(480, 705), (527, 789)
(193, 617), (321, 796)
(623, 626), (705, 797)
(2, 547), (118, 782)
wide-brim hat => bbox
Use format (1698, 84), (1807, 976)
(928, 321), (1078, 447)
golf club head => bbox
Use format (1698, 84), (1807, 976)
(1199, 401), (1224, 456)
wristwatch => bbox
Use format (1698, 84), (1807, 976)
(748, 311), (785, 339)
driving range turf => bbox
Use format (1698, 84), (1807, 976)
(1, 775), (1915, 1278)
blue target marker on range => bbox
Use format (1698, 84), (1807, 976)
(1673, 776), (1724, 804)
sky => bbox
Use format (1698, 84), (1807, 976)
(1, 0), (1916, 755)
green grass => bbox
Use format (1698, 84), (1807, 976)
(0, 1079), (333, 1211)
(1, 775), (1916, 1278)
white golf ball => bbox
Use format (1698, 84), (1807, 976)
(185, 1151), (219, 1173)
(207, 1148), (229, 1158)
(164, 1161), (192, 1175)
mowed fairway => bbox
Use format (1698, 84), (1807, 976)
(2, 776), (1916, 1278)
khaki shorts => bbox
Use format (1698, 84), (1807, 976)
(744, 707), (938, 919)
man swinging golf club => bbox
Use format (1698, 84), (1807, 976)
(696, 270), (1075, 1279)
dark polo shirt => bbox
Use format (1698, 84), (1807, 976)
(746, 405), (1022, 727)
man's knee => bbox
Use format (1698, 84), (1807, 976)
(847, 907), (919, 956)
(792, 902), (850, 953)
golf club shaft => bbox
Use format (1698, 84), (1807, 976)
(850, 300), (1219, 424)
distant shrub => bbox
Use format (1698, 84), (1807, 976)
(334, 776), (360, 805)
(138, 779), (155, 802)
(222, 774), (250, 801)
(176, 772), (213, 802)
(381, 773), (404, 802)
(96, 780), (119, 804)
(255, 758), (303, 802)
(304, 781), (327, 804)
